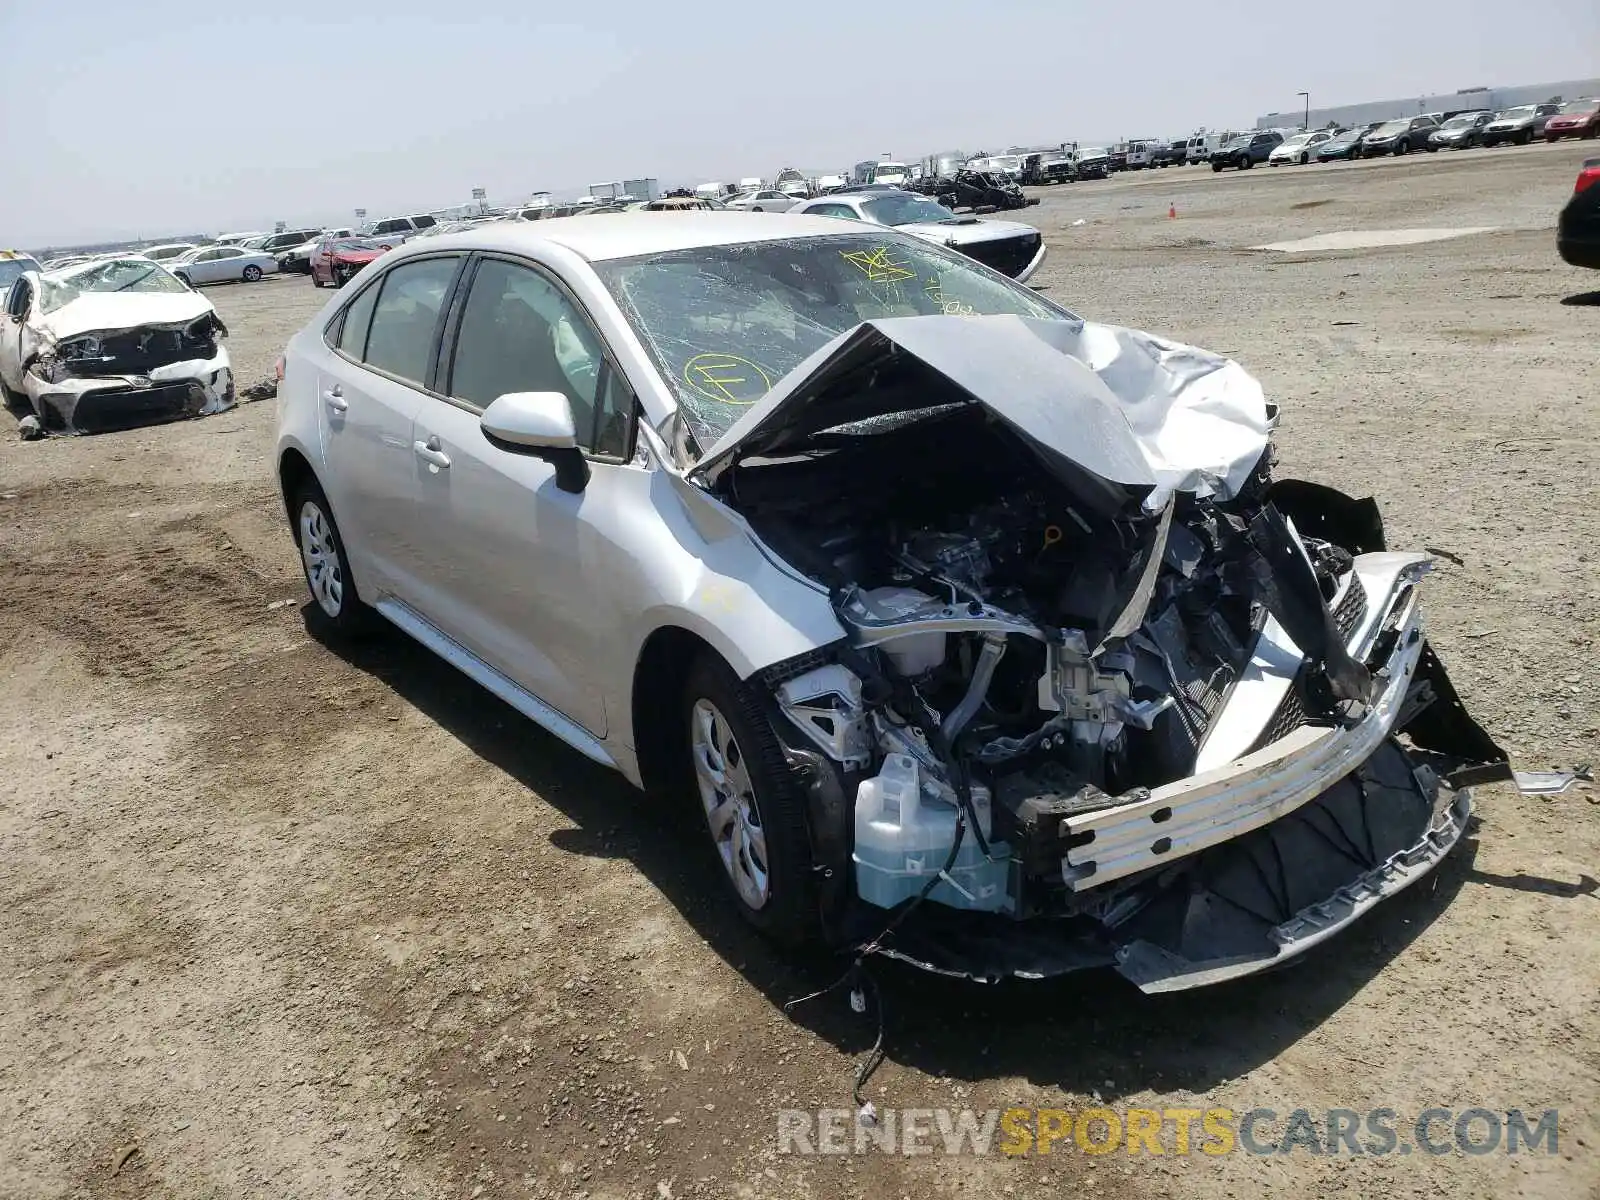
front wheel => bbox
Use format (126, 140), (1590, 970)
(242, 264), (262, 282)
(1516, 129), (1532, 145)
(683, 653), (818, 944)
(292, 479), (376, 638)
(174, 272), (192, 287)
(1212, 161), (1224, 172)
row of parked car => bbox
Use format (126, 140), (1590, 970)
(1205, 100), (1599, 172)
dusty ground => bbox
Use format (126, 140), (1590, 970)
(2, 142), (1597, 1200)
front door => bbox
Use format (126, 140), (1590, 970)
(315, 254), (463, 600)
(403, 255), (636, 737)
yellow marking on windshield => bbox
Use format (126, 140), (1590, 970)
(840, 246), (917, 284)
(683, 352), (772, 405)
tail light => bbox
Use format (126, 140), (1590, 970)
(274, 354), (285, 384)
(1576, 163), (1600, 194)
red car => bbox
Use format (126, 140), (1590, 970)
(1545, 99), (1600, 142)
(310, 238), (388, 289)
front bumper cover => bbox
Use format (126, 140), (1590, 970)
(25, 346), (234, 434)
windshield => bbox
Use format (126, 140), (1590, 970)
(1441, 114), (1477, 128)
(40, 259), (189, 312)
(0, 258), (39, 287)
(1373, 120), (1410, 136)
(1278, 133), (1311, 148)
(595, 233), (1068, 450)
(861, 194), (957, 226)
(1560, 99), (1600, 114)
(1498, 106), (1536, 120)
(331, 238), (384, 252)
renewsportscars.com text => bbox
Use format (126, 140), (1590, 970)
(776, 1106), (1560, 1157)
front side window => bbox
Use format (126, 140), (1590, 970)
(361, 257), (459, 384)
(596, 233), (1067, 451)
(448, 258), (626, 454)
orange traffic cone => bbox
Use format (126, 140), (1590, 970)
(1168, 203), (1177, 219)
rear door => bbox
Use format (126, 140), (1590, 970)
(403, 254), (638, 736)
(315, 253), (465, 600)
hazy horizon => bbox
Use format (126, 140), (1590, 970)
(2, 0), (1595, 247)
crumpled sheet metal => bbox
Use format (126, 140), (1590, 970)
(33, 348), (234, 434)
(693, 314), (1272, 504)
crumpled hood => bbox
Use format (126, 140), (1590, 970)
(41, 291), (218, 341)
(691, 314), (1271, 505)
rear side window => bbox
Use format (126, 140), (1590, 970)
(337, 283), (381, 358)
(362, 257), (460, 385)
(413, 215), (437, 229)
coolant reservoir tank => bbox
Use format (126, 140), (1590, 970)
(859, 587), (945, 676)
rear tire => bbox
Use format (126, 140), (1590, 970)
(242, 265), (262, 282)
(291, 478), (377, 639)
(682, 653), (818, 946)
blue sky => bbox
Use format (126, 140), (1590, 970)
(2, 0), (1596, 245)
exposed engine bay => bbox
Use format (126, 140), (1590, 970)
(698, 314), (1559, 989)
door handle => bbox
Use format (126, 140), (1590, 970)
(322, 384), (348, 413)
(413, 436), (451, 469)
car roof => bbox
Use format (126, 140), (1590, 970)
(382, 211), (888, 264)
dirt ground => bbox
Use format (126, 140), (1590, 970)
(3, 142), (1597, 1200)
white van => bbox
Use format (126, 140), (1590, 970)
(1185, 131), (1243, 165)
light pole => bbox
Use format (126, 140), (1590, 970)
(1297, 91), (1310, 130)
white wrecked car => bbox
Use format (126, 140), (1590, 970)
(274, 213), (1553, 992)
(1, 256), (233, 434)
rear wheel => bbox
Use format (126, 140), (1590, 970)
(292, 478), (376, 638)
(1239, 155), (1253, 169)
(683, 653), (817, 945)
(242, 264), (262, 282)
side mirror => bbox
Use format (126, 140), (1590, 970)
(481, 391), (590, 493)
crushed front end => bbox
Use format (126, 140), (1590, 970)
(26, 313), (234, 434)
(708, 315), (1540, 991)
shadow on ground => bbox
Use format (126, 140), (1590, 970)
(321, 617), (1532, 1103)
(1559, 290), (1600, 306)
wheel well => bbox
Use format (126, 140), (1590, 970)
(278, 448), (315, 541)
(632, 626), (719, 798)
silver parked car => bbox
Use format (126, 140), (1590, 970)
(169, 244), (280, 286)
(790, 190), (1046, 282)
(275, 213), (1540, 992)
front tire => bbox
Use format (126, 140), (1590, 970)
(243, 264), (262, 282)
(292, 479), (375, 638)
(683, 653), (817, 945)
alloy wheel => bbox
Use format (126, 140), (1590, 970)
(690, 698), (770, 910)
(298, 500), (344, 617)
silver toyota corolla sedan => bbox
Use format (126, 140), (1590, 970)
(276, 212), (1543, 991)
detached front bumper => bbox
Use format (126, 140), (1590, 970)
(865, 554), (1500, 991)
(26, 346), (234, 434)
(1061, 555), (1428, 890)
